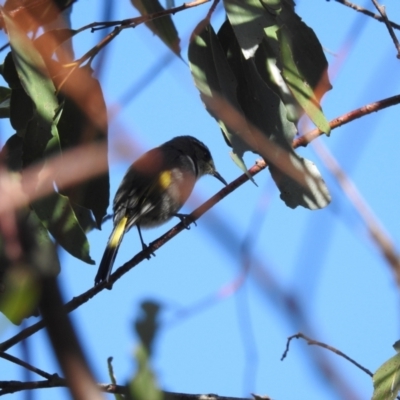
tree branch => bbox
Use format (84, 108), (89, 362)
(371, 0), (400, 58)
(334, 0), (400, 31)
(294, 93), (400, 147)
(0, 353), (58, 380)
(281, 332), (373, 376)
(62, 0), (210, 72)
(0, 377), (253, 400)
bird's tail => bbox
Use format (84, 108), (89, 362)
(95, 217), (128, 285)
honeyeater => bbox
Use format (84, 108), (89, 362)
(94, 135), (227, 285)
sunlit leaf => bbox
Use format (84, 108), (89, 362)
(373, 352), (400, 400)
(277, 26), (330, 134)
(223, 0), (275, 59)
(224, 0), (331, 129)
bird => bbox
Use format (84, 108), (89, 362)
(94, 135), (227, 285)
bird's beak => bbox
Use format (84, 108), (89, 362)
(213, 171), (228, 186)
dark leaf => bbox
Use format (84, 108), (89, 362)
(31, 191), (95, 265)
(0, 133), (23, 171)
(0, 86), (11, 119)
(4, 12), (96, 262)
(1, 51), (21, 89)
(188, 21), (256, 182)
(55, 65), (109, 228)
(224, 0), (332, 130)
(3, 11), (60, 167)
(10, 87), (34, 130)
(189, 20), (331, 209)
(130, 0), (181, 55)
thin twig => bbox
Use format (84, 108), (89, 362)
(0, 377), (251, 399)
(205, 0), (220, 20)
(371, 0), (400, 58)
(0, 353), (58, 380)
(76, 0), (210, 34)
(58, 0), (210, 91)
(334, 0), (400, 31)
(0, 378), (125, 396)
(281, 332), (374, 377)
(294, 94), (400, 147)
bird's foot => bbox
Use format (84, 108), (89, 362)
(141, 243), (155, 259)
(174, 213), (197, 230)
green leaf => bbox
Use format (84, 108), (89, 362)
(3, 11), (98, 261)
(188, 21), (257, 183)
(373, 352), (400, 400)
(130, 345), (163, 400)
(260, 0), (282, 13)
(189, 19), (330, 209)
(0, 209), (60, 325)
(130, 0), (180, 55)
(0, 86), (11, 118)
(223, 0), (331, 130)
(31, 191), (95, 265)
(2, 11), (61, 166)
(276, 8), (332, 102)
(223, 0), (275, 59)
(130, 301), (162, 400)
(276, 25), (330, 134)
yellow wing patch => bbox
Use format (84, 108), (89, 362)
(109, 216), (128, 248)
(158, 171), (172, 190)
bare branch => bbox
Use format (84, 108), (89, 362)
(0, 353), (58, 381)
(371, 0), (400, 58)
(281, 332), (373, 377)
(61, 0), (210, 78)
(294, 94), (400, 147)
(0, 378), (252, 400)
(334, 0), (400, 31)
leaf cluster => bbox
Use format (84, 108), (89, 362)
(0, 2), (109, 324)
(188, 0), (332, 209)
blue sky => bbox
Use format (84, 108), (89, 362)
(1, 1), (400, 399)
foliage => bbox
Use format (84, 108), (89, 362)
(0, 1), (399, 400)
